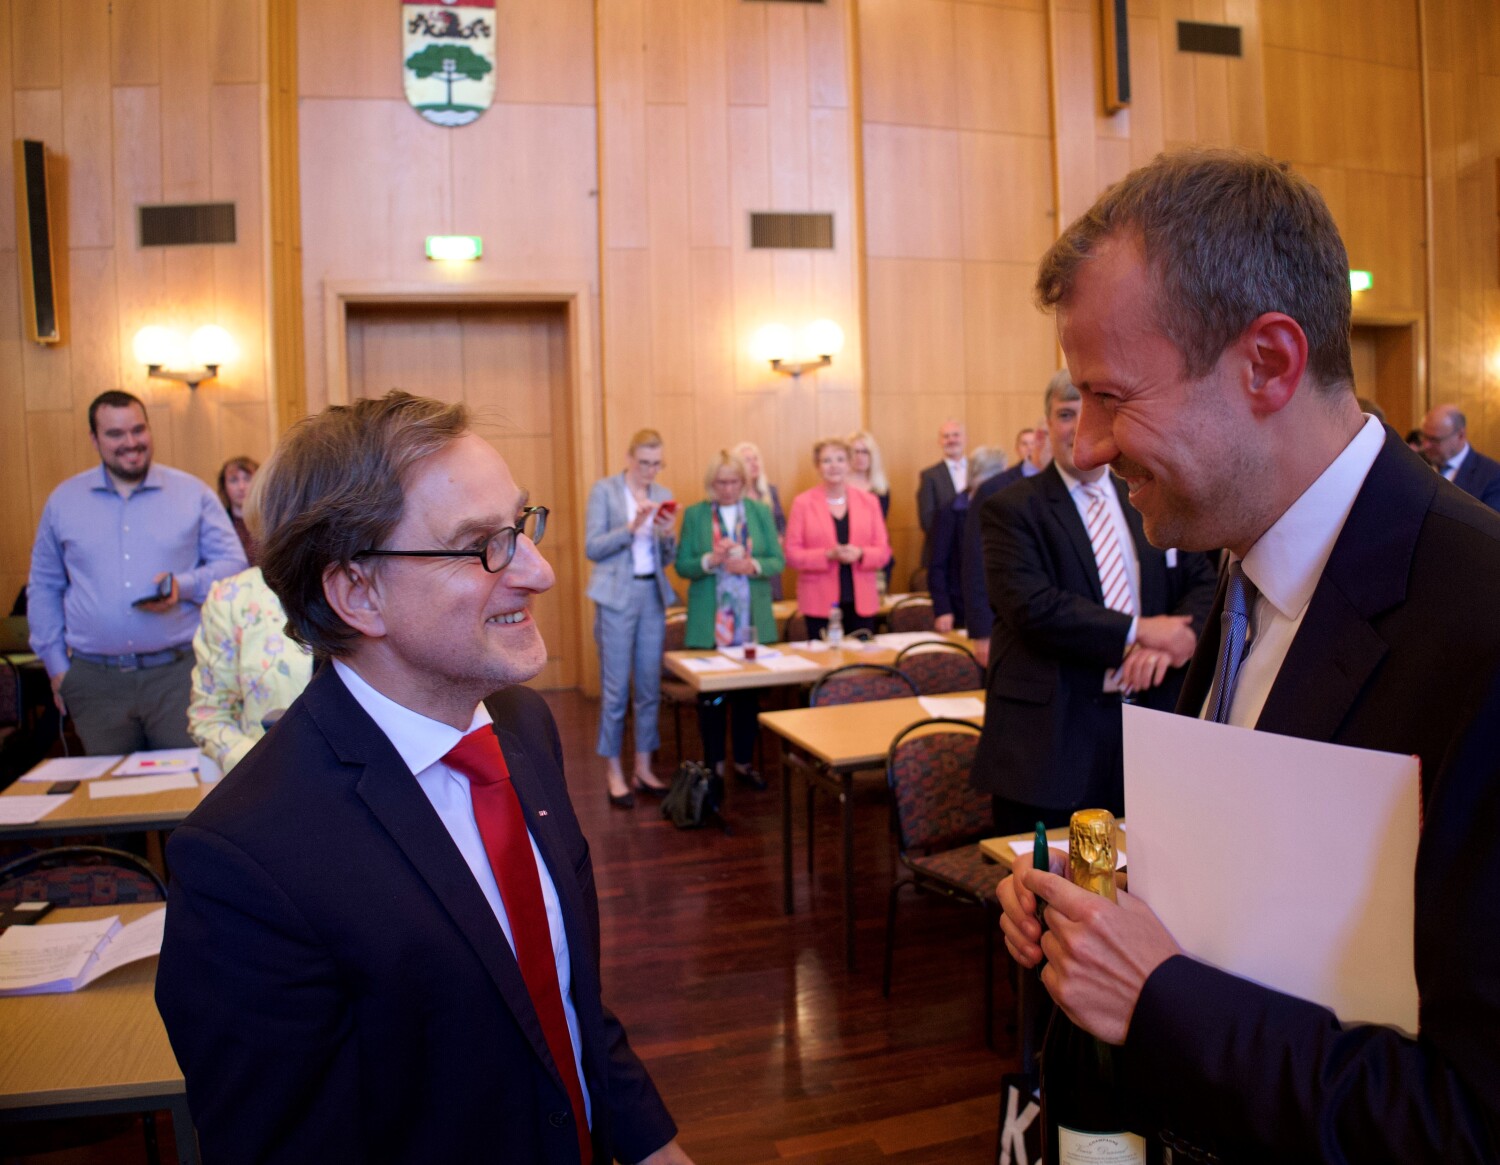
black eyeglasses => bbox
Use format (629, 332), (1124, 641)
(356, 506), (548, 574)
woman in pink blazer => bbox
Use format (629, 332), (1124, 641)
(785, 437), (893, 640)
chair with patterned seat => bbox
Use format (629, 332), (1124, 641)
(809, 663), (917, 708)
(881, 718), (1000, 1046)
(0, 844), (167, 909)
(888, 595), (936, 633)
(895, 640), (984, 695)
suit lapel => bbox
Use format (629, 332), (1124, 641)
(1254, 434), (1431, 739)
(305, 671), (568, 1093)
(1040, 465), (1104, 602)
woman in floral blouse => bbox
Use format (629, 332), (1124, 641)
(188, 476), (315, 772)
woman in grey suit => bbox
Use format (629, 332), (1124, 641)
(585, 429), (679, 807)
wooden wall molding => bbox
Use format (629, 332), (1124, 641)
(268, 0), (307, 435)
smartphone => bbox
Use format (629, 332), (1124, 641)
(657, 500), (678, 516)
(0, 901), (54, 928)
(47, 780), (79, 795)
(130, 573), (173, 608)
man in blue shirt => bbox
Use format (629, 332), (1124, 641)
(28, 391), (247, 753)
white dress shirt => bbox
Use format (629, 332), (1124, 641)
(331, 660), (591, 1123)
(1055, 464), (1141, 649)
(1442, 442), (1471, 482)
(624, 482), (657, 576)
(1211, 414), (1385, 729)
(946, 456), (969, 495)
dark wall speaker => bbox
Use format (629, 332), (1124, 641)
(1101, 0), (1131, 113)
(14, 139), (61, 345)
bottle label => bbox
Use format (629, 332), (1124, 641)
(1057, 1127), (1146, 1165)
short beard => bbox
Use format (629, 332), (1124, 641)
(106, 458), (150, 484)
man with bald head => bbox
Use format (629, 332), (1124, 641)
(1419, 403), (1500, 510)
(996, 149), (1500, 1162)
(916, 419), (968, 566)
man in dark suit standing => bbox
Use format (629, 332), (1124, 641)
(1419, 402), (1500, 510)
(916, 419), (968, 567)
(156, 392), (690, 1165)
(999, 150), (1500, 1161)
(971, 371), (1217, 834)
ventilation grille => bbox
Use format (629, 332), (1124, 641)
(750, 212), (835, 250)
(743, 1), (827, 4)
(138, 203), (238, 247)
(1177, 21), (1242, 57)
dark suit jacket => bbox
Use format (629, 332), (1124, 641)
(917, 460), (963, 567)
(925, 494), (969, 623)
(970, 464), (1216, 810)
(156, 667), (676, 1165)
(960, 464), (1026, 639)
(1452, 445), (1500, 511)
(1124, 433), (1500, 1162)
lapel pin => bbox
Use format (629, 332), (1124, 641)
(537, 809), (549, 817)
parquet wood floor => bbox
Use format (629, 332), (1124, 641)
(5, 689), (1019, 1164)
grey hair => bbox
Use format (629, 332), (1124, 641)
(968, 446), (1009, 494)
(1043, 369), (1080, 417)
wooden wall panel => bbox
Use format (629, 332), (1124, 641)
(110, 0), (160, 86)
(862, 124), (962, 258)
(955, 4), (1049, 136)
(858, 0), (957, 129)
(495, 0), (596, 106)
(298, 0), (400, 99)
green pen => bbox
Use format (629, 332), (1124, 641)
(1033, 820), (1049, 921)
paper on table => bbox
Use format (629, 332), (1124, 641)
(1123, 705), (1420, 1033)
(718, 645), (782, 661)
(755, 654), (819, 672)
(89, 772), (199, 798)
(85, 907), (166, 983)
(918, 695), (985, 720)
(871, 631), (951, 651)
(0, 796), (70, 825)
(0, 908), (165, 994)
(18, 755), (122, 782)
(116, 748), (200, 776)
(784, 639), (832, 652)
(1007, 838), (1127, 868)
(678, 656), (741, 673)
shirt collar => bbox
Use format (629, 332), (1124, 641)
(1447, 443), (1472, 473)
(945, 456), (966, 471)
(332, 659), (490, 776)
(91, 463), (163, 494)
(1238, 414), (1385, 621)
(1054, 462), (1110, 498)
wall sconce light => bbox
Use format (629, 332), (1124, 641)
(133, 325), (238, 389)
(752, 319), (845, 379)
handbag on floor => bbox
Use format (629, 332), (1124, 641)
(661, 760), (727, 832)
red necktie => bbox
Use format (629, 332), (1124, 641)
(444, 727), (591, 1164)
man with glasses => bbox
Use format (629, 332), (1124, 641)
(27, 390), (246, 753)
(1418, 402), (1500, 510)
(157, 392), (692, 1165)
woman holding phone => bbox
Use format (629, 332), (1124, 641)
(585, 429), (679, 808)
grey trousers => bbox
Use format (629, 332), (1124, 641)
(60, 653), (196, 755)
(594, 579), (665, 757)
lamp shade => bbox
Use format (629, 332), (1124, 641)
(752, 323), (794, 364)
(132, 325), (184, 368)
(803, 319), (844, 358)
(189, 325), (238, 367)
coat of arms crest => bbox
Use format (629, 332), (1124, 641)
(402, 0), (496, 127)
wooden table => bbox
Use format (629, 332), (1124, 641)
(0, 763), (215, 843)
(0, 903), (198, 1164)
(759, 691), (985, 970)
(664, 631), (969, 695)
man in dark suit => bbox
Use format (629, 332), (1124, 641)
(1000, 150), (1500, 1161)
(971, 371), (1216, 834)
(156, 392), (690, 1165)
(961, 427), (1054, 659)
(1419, 402), (1500, 510)
(916, 419), (967, 567)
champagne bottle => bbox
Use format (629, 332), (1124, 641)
(1040, 808), (1145, 1165)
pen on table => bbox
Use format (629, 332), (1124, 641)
(1033, 820), (1049, 923)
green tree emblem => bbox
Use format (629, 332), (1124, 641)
(405, 44), (493, 109)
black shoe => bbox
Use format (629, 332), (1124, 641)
(608, 789), (635, 810)
(632, 776), (669, 798)
(733, 765), (767, 791)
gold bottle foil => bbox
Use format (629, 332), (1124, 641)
(1068, 809), (1119, 901)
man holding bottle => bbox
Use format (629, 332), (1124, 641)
(998, 148), (1500, 1161)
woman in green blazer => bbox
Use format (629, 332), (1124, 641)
(675, 450), (785, 786)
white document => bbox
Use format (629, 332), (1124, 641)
(678, 656), (741, 673)
(784, 639), (832, 653)
(755, 654), (819, 672)
(918, 695), (985, 720)
(1008, 838), (1127, 869)
(115, 748), (201, 776)
(717, 645), (782, 662)
(0, 907), (165, 995)
(89, 772), (199, 798)
(196, 751), (223, 785)
(1123, 705), (1420, 1033)
(0, 795), (70, 825)
(872, 631), (950, 651)
(18, 755), (122, 782)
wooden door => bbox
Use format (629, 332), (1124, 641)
(1350, 322), (1418, 437)
(345, 302), (581, 689)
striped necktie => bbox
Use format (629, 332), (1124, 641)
(1205, 561), (1256, 724)
(1082, 480), (1136, 692)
